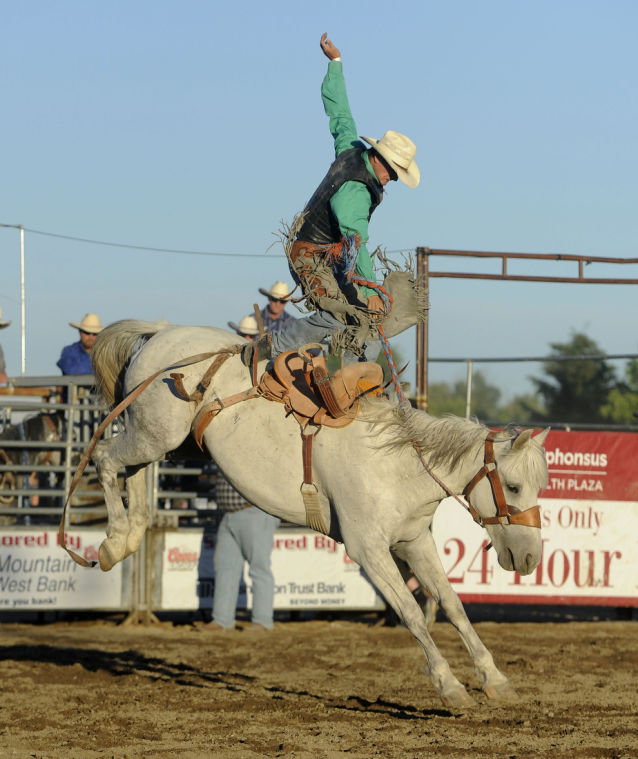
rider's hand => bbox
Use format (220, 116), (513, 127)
(367, 294), (385, 320)
(320, 33), (341, 60)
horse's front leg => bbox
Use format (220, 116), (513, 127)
(397, 528), (516, 702)
(351, 541), (475, 710)
(92, 438), (130, 571)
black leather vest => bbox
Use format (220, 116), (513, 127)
(296, 147), (383, 245)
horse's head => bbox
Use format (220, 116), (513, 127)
(464, 428), (549, 576)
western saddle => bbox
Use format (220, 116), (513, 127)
(185, 344), (384, 535)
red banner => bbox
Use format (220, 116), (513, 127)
(539, 430), (638, 501)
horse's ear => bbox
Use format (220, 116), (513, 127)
(532, 427), (550, 447)
(512, 428), (533, 450)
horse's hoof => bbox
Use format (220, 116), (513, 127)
(98, 541), (118, 572)
(484, 682), (518, 701)
(441, 685), (476, 712)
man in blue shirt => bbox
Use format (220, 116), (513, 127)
(56, 313), (103, 375)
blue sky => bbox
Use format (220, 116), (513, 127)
(1, 1), (637, 402)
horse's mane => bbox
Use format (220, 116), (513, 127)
(365, 398), (548, 487)
(369, 400), (490, 469)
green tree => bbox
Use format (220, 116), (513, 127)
(427, 370), (503, 420)
(530, 331), (617, 424)
(498, 393), (546, 424)
(426, 379), (468, 417)
(601, 359), (638, 423)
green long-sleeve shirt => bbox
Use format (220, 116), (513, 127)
(321, 60), (380, 299)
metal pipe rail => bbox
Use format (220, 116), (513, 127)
(420, 247), (638, 284)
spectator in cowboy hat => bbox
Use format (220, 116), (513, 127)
(56, 313), (103, 375)
(0, 308), (11, 383)
(227, 314), (260, 340)
(204, 314), (281, 632)
(257, 281), (296, 333)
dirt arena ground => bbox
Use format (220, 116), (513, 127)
(0, 612), (636, 759)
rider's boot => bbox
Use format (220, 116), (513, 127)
(241, 334), (272, 368)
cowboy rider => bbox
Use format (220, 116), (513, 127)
(246, 32), (420, 367)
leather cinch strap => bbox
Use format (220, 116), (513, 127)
(300, 429), (329, 535)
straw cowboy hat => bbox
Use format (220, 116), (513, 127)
(0, 308), (10, 329)
(258, 281), (292, 301)
(228, 314), (260, 336)
(360, 130), (420, 189)
(69, 313), (103, 334)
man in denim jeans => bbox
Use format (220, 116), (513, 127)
(206, 318), (280, 632)
(206, 472), (280, 632)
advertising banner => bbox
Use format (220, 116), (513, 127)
(158, 431), (638, 611)
(431, 430), (638, 606)
(541, 430), (638, 501)
(268, 531), (384, 610)
(0, 529), (123, 610)
(160, 529), (384, 611)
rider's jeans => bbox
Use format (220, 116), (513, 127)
(213, 507), (280, 630)
(270, 309), (380, 364)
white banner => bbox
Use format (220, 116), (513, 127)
(0, 529), (123, 610)
(268, 531), (384, 610)
(431, 497), (638, 605)
(160, 529), (384, 611)
(161, 497), (638, 611)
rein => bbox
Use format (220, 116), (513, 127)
(358, 276), (540, 535)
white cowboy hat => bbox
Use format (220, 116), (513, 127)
(360, 130), (420, 188)
(258, 281), (292, 300)
(227, 314), (259, 336)
(69, 313), (103, 334)
(0, 308), (10, 329)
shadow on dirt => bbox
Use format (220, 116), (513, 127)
(0, 643), (254, 690)
(0, 642), (453, 720)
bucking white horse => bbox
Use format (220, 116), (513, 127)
(86, 319), (549, 710)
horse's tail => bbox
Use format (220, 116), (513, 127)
(92, 319), (169, 406)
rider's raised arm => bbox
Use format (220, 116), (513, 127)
(319, 33), (360, 158)
(320, 32), (340, 61)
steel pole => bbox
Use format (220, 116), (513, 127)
(19, 226), (26, 375)
(465, 360), (473, 419)
(415, 248), (429, 410)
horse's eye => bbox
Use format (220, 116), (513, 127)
(507, 484), (519, 494)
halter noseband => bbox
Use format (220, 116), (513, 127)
(462, 432), (541, 529)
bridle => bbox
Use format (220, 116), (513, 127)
(462, 431), (541, 529)
(414, 430), (541, 534)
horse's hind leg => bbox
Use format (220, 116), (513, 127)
(92, 438), (161, 571)
(123, 464), (150, 558)
(397, 529), (516, 702)
(349, 539), (475, 710)
(92, 438), (130, 571)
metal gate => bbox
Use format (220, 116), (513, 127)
(0, 374), (221, 622)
